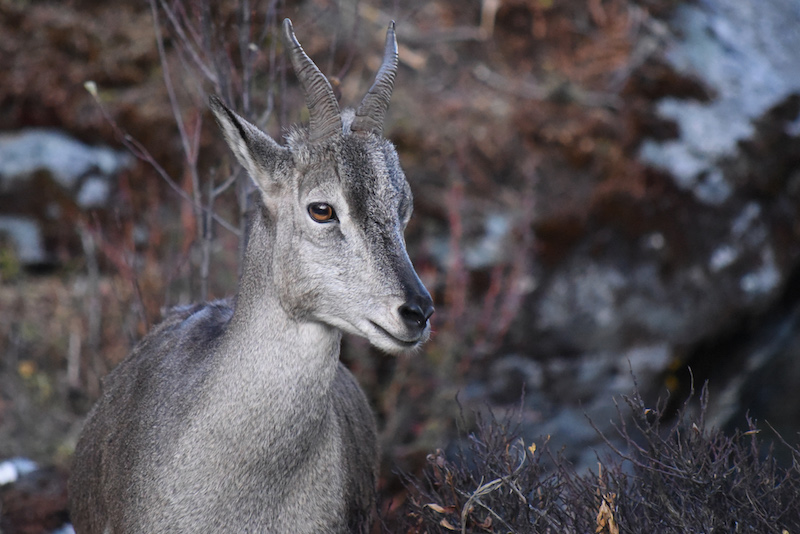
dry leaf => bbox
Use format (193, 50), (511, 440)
(440, 518), (457, 530)
(425, 503), (447, 514)
(595, 493), (619, 534)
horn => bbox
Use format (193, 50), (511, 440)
(351, 21), (399, 135)
(282, 19), (342, 142)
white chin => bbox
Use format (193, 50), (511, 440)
(370, 335), (413, 354)
(318, 315), (428, 354)
(367, 324), (429, 355)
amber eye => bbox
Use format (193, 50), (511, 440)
(308, 202), (337, 223)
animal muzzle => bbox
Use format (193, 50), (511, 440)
(399, 289), (434, 332)
(396, 262), (434, 335)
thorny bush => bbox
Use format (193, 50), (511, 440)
(398, 384), (800, 533)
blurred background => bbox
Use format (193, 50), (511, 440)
(2, 0), (800, 531)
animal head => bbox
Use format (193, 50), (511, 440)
(210, 19), (433, 353)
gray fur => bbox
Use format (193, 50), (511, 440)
(69, 19), (432, 534)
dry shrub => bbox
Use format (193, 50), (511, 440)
(603, 385), (800, 533)
(398, 384), (800, 533)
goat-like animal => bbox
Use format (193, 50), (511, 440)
(69, 18), (433, 533)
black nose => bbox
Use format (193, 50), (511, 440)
(399, 295), (434, 330)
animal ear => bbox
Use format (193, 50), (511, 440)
(209, 95), (287, 191)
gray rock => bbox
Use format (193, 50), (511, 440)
(0, 216), (47, 265)
(0, 129), (131, 194)
(429, 212), (514, 271)
(0, 457), (38, 486)
(639, 0), (800, 204)
(487, 354), (544, 404)
(75, 174), (113, 209)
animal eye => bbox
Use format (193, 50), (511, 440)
(308, 202), (337, 223)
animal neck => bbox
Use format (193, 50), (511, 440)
(213, 201), (342, 429)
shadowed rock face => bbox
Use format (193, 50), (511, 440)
(463, 0), (800, 470)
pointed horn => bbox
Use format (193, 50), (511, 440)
(351, 21), (399, 135)
(282, 19), (342, 142)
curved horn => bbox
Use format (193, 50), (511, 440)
(351, 21), (399, 135)
(282, 19), (342, 142)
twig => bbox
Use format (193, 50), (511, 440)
(78, 220), (102, 355)
(84, 84), (240, 236)
(460, 477), (516, 534)
(157, 0), (219, 85)
(443, 179), (467, 332)
(459, 440), (527, 534)
(151, 0), (206, 271)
